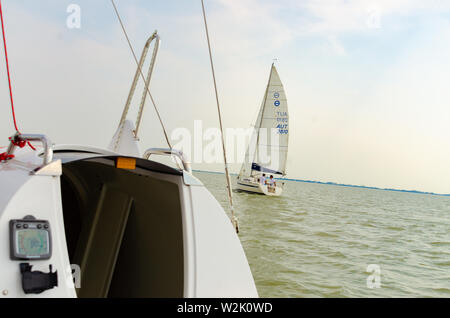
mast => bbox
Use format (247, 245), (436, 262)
(251, 63), (275, 176)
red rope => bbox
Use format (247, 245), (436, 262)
(0, 152), (13, 161)
(9, 136), (27, 148)
(0, 0), (35, 157)
(0, 0), (18, 131)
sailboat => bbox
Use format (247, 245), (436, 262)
(236, 63), (289, 196)
(0, 23), (258, 297)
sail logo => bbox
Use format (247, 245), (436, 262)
(274, 100), (280, 107)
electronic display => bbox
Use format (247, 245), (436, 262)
(10, 216), (52, 260)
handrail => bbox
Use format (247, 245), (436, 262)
(113, 31), (161, 152)
(134, 32), (160, 137)
(143, 148), (192, 173)
(6, 133), (53, 166)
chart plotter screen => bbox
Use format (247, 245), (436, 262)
(15, 229), (50, 258)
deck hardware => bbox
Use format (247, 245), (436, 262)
(20, 263), (58, 294)
(6, 133), (53, 166)
(143, 148), (192, 173)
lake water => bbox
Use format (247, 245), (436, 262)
(194, 171), (450, 298)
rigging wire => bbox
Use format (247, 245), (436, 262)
(110, 0), (171, 148)
(0, 0), (35, 152)
(200, 0), (239, 233)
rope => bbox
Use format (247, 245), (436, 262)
(0, 0), (17, 132)
(0, 0), (35, 157)
(0, 152), (13, 161)
(110, 0), (171, 148)
(200, 0), (239, 233)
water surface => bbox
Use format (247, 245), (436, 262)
(195, 171), (450, 298)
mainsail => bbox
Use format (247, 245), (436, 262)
(239, 64), (289, 178)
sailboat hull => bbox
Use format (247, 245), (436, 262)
(0, 146), (258, 297)
(236, 178), (283, 196)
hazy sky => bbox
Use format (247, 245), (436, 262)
(1, 0), (450, 194)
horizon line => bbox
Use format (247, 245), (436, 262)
(192, 169), (450, 197)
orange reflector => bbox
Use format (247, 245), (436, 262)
(116, 157), (136, 170)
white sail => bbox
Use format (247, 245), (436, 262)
(239, 64), (289, 178)
(239, 99), (264, 178)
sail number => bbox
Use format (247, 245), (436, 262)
(277, 123), (288, 134)
(276, 111), (288, 134)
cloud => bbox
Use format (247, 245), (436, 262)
(200, 0), (450, 61)
(0, 3), (135, 146)
(207, 0), (294, 61)
(327, 35), (346, 56)
(287, 0), (450, 34)
(1, 0), (450, 193)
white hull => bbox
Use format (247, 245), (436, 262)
(236, 177), (283, 196)
(0, 30), (258, 298)
(0, 143), (258, 298)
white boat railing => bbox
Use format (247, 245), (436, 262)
(6, 133), (53, 165)
(143, 148), (192, 173)
(113, 30), (162, 152)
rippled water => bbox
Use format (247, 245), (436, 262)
(194, 171), (450, 298)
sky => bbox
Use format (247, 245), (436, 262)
(0, 0), (450, 194)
